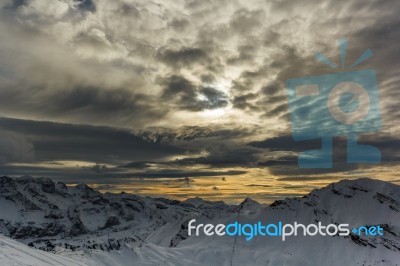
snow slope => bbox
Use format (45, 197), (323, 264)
(0, 234), (86, 266)
(0, 176), (399, 265)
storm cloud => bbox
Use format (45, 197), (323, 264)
(0, 117), (183, 164)
(0, 0), (399, 194)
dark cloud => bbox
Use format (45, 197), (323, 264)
(7, 0), (26, 9)
(74, 0), (96, 12)
(229, 8), (264, 35)
(132, 126), (263, 168)
(232, 82), (289, 117)
(168, 18), (190, 32)
(0, 0), (399, 194)
(160, 75), (228, 111)
(0, 117), (183, 164)
(157, 47), (209, 68)
(277, 176), (345, 182)
(0, 162), (246, 183)
(198, 87), (228, 109)
(232, 93), (259, 111)
(119, 161), (153, 169)
(161, 74), (195, 99)
(230, 69), (268, 97)
(252, 133), (400, 175)
(229, 65), (292, 119)
(360, 135), (400, 163)
(48, 86), (158, 119)
(0, 84), (164, 127)
(73, 31), (110, 51)
(0, 130), (34, 164)
(166, 145), (260, 168)
(139, 125), (253, 143)
(124, 170), (246, 178)
(227, 44), (258, 65)
(200, 73), (216, 83)
(160, 74), (197, 110)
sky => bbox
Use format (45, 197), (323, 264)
(0, 0), (399, 203)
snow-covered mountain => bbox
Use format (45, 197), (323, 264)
(0, 175), (232, 249)
(0, 234), (85, 266)
(0, 176), (399, 265)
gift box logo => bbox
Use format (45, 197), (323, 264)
(286, 39), (381, 168)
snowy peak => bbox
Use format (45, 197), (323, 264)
(0, 175), (233, 251)
(0, 176), (399, 266)
(266, 178), (400, 228)
(312, 178), (400, 199)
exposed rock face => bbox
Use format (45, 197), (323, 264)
(102, 216), (120, 229)
(169, 219), (190, 247)
(40, 178), (55, 193)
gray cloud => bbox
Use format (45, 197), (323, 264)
(0, 117), (183, 164)
(252, 133), (400, 175)
(139, 125), (253, 143)
(1, 0), (399, 132)
(198, 87), (228, 109)
(75, 0), (96, 12)
(229, 8), (264, 35)
(157, 47), (210, 69)
(0, 130), (34, 164)
(160, 75), (228, 111)
(0, 0), (399, 184)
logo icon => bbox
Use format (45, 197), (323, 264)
(286, 39), (381, 168)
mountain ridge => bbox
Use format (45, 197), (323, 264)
(0, 176), (399, 265)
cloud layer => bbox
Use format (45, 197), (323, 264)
(1, 0), (400, 201)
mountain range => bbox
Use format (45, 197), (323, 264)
(0, 176), (399, 265)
